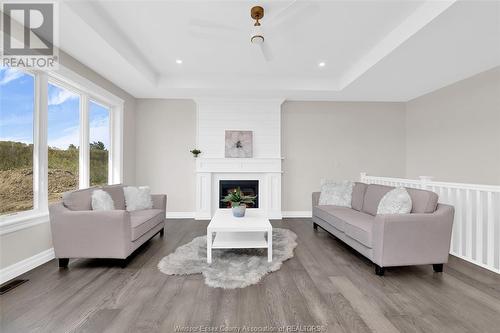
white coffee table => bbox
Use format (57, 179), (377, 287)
(207, 209), (272, 264)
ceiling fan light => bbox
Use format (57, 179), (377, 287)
(251, 35), (264, 44)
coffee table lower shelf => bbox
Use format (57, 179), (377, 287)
(212, 232), (268, 249)
(207, 230), (272, 263)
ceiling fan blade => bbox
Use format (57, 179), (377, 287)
(188, 29), (218, 40)
(189, 18), (241, 32)
(259, 43), (273, 62)
(188, 18), (241, 41)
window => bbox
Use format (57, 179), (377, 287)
(0, 67), (35, 215)
(47, 83), (80, 203)
(89, 101), (110, 186)
(0, 65), (123, 222)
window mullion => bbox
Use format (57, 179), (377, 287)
(33, 72), (48, 211)
(79, 95), (90, 188)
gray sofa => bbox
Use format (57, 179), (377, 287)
(312, 183), (454, 275)
(49, 184), (166, 268)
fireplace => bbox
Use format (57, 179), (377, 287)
(219, 180), (259, 208)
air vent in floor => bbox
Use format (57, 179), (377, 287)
(0, 279), (28, 295)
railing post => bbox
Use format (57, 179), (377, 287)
(419, 175), (433, 189)
(360, 172), (367, 182)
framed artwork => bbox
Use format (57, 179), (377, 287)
(225, 130), (253, 158)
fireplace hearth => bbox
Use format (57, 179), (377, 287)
(219, 180), (259, 208)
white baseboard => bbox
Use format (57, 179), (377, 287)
(166, 212), (196, 219)
(281, 211), (312, 218)
(0, 248), (55, 285)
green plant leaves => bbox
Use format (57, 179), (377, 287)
(221, 186), (257, 206)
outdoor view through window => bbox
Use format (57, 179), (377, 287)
(0, 67), (112, 215)
(47, 83), (80, 203)
(0, 67), (35, 215)
(89, 101), (110, 186)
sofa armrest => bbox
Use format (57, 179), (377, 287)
(151, 194), (167, 212)
(312, 192), (321, 207)
(49, 203), (132, 259)
(372, 204), (454, 267)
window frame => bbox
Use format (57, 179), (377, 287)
(88, 98), (113, 187)
(0, 65), (124, 234)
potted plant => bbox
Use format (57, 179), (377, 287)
(221, 187), (257, 217)
(190, 149), (201, 157)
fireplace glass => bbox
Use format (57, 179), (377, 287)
(219, 180), (259, 208)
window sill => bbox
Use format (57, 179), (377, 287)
(0, 211), (49, 236)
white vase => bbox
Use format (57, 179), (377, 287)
(232, 205), (246, 217)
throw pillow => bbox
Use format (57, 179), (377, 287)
(91, 189), (115, 211)
(318, 180), (354, 207)
(123, 186), (153, 211)
(377, 187), (412, 214)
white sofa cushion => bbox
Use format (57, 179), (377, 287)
(377, 187), (412, 214)
(319, 180), (354, 207)
(91, 189), (115, 211)
(123, 186), (153, 211)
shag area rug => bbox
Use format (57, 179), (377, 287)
(158, 228), (297, 289)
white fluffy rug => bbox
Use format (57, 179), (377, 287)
(157, 228), (297, 289)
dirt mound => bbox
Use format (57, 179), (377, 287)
(0, 168), (78, 214)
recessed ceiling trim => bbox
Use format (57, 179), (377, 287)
(64, 1), (158, 85)
(338, 0), (457, 89)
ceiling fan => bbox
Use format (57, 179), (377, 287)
(249, 5), (272, 61)
(188, 1), (318, 62)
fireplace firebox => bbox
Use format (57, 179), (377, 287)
(219, 180), (259, 208)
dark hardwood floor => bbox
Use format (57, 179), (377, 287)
(1, 218), (500, 333)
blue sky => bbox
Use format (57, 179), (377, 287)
(0, 67), (110, 149)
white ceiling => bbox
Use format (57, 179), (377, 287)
(57, 0), (500, 101)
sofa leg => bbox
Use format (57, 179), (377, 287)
(159, 227), (165, 237)
(313, 222), (318, 230)
(375, 265), (385, 276)
(58, 258), (69, 268)
(433, 264), (444, 273)
(120, 258), (130, 268)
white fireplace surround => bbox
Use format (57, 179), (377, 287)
(195, 99), (284, 220)
(195, 158), (282, 220)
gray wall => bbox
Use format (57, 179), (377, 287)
(0, 51), (137, 270)
(135, 99), (197, 213)
(406, 67), (500, 185)
(281, 101), (407, 211)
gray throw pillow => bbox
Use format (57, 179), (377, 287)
(318, 180), (354, 207)
(91, 189), (115, 211)
(123, 186), (153, 211)
(377, 187), (412, 214)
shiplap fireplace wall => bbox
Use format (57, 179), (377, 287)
(195, 99), (284, 220)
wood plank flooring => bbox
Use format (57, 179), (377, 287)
(1, 218), (500, 333)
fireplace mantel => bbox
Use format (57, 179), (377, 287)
(195, 158), (283, 173)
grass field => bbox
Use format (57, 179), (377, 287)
(0, 141), (108, 215)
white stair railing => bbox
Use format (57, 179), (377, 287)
(360, 173), (500, 274)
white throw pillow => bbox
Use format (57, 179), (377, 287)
(318, 180), (354, 207)
(377, 187), (412, 214)
(123, 186), (153, 211)
(91, 189), (115, 211)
